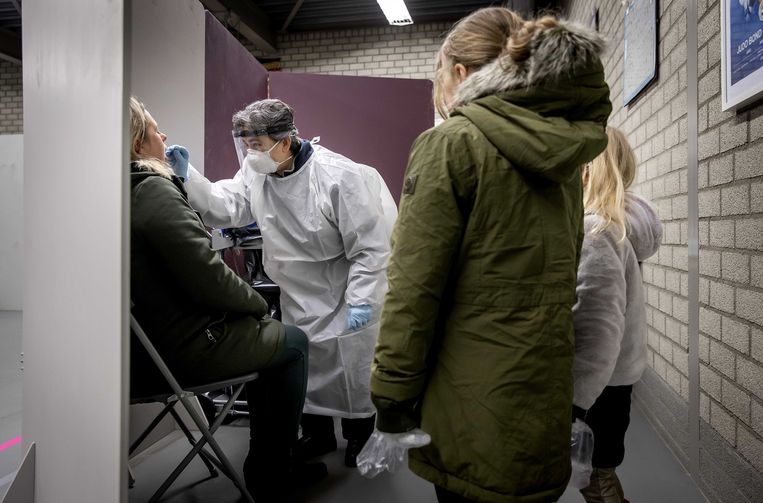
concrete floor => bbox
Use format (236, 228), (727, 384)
(128, 406), (709, 503)
(0, 310), (710, 503)
(0, 311), (22, 501)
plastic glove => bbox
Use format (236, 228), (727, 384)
(356, 428), (431, 478)
(568, 419), (594, 489)
(346, 304), (372, 330)
(165, 145), (190, 181)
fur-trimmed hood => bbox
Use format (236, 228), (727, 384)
(454, 20), (607, 108)
(449, 20), (612, 183)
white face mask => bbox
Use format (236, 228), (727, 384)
(245, 140), (292, 174)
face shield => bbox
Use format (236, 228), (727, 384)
(231, 123), (298, 169)
(232, 130), (259, 169)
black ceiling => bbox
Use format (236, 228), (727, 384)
(0, 0), (20, 31)
(0, 0), (566, 63)
(255, 0), (563, 32)
(200, 0), (564, 55)
(0, 0), (21, 62)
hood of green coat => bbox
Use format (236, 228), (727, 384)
(451, 20), (612, 183)
(130, 162), (186, 194)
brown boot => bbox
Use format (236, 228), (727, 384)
(580, 467), (625, 503)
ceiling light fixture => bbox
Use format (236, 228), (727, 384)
(377, 0), (413, 26)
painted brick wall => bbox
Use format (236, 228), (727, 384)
(277, 23), (449, 80)
(695, 0), (763, 479)
(246, 23), (449, 80)
(0, 60), (23, 134)
(567, 0), (693, 406)
(566, 0), (763, 500)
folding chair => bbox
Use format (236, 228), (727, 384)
(129, 310), (257, 503)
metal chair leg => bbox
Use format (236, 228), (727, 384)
(178, 390), (255, 503)
(193, 419), (255, 503)
(147, 434), (212, 503)
(169, 407), (218, 478)
(145, 385), (254, 503)
(129, 402), (174, 455)
(130, 310), (259, 502)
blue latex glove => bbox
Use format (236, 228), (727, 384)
(165, 144), (190, 181)
(347, 304), (372, 330)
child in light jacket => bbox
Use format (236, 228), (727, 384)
(573, 127), (663, 503)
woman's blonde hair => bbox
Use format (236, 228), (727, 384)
(433, 8), (559, 119)
(129, 96), (172, 178)
(583, 127), (637, 241)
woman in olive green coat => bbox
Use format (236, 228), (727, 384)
(370, 8), (612, 503)
(128, 97), (317, 502)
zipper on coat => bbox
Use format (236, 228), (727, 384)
(204, 312), (226, 343)
(205, 328), (217, 343)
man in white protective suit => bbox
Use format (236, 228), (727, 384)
(173, 99), (397, 468)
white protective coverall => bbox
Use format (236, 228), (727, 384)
(184, 144), (397, 418)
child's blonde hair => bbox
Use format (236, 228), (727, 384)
(583, 127), (637, 241)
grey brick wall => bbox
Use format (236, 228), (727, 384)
(0, 60), (23, 134)
(246, 23), (449, 80)
(566, 0), (763, 500)
(568, 0), (693, 402)
(697, 0), (763, 481)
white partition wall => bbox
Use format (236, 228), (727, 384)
(127, 0), (208, 445)
(131, 0), (206, 174)
(0, 135), (23, 310)
(22, 1), (129, 502)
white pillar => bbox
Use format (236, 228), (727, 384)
(22, 0), (129, 501)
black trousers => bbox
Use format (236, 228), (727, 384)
(301, 412), (375, 441)
(245, 325), (309, 489)
(585, 385), (633, 468)
(435, 486), (477, 503)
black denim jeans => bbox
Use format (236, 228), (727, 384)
(585, 385), (633, 468)
(245, 324), (308, 497)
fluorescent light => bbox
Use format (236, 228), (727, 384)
(377, 0), (413, 26)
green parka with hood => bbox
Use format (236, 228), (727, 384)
(130, 165), (284, 396)
(370, 21), (612, 503)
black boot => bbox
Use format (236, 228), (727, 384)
(295, 434), (337, 460)
(243, 443), (291, 503)
(344, 438), (367, 468)
(298, 413), (338, 460)
(291, 459), (328, 487)
(341, 415), (375, 468)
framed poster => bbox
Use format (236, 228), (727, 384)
(623, 0), (658, 106)
(721, 0), (763, 110)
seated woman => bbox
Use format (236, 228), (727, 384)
(128, 96), (323, 502)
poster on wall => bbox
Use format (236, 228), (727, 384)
(722, 0), (763, 110)
(623, 0), (657, 107)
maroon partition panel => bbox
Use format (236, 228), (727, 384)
(204, 12), (268, 182)
(269, 72), (433, 202)
(205, 12), (269, 274)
